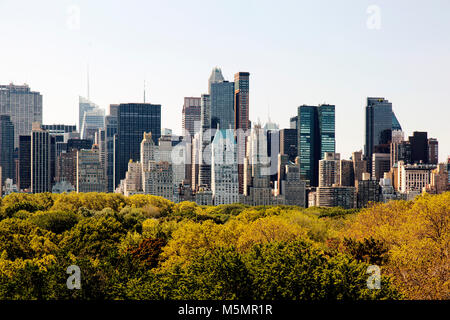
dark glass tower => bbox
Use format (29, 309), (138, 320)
(115, 103), (161, 188)
(364, 97), (400, 173)
(297, 104), (335, 187)
(105, 105), (118, 192)
(18, 135), (31, 190)
(409, 131), (428, 164)
(318, 104), (336, 158)
(210, 81), (234, 130)
(298, 106), (319, 187)
(0, 115), (14, 183)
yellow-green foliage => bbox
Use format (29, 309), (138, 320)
(341, 192), (449, 300)
(0, 191), (447, 300)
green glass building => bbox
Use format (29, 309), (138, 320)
(297, 104), (335, 187)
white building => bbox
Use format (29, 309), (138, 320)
(211, 129), (239, 205)
(398, 161), (435, 193)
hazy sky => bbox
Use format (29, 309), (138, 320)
(1, 0), (449, 162)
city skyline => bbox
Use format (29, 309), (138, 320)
(1, 1), (449, 163)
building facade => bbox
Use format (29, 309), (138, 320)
(0, 84), (42, 148)
(0, 115), (14, 183)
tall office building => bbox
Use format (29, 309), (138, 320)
(364, 97), (401, 173)
(318, 104), (336, 157)
(104, 104), (118, 192)
(81, 106), (105, 142)
(234, 72), (250, 193)
(31, 123), (51, 193)
(408, 131), (428, 164)
(198, 94), (211, 187)
(79, 96), (98, 132)
(234, 72), (250, 131)
(352, 150), (367, 184)
(297, 104), (336, 187)
(0, 115), (14, 183)
(208, 67), (225, 93)
(289, 116), (298, 129)
(210, 80), (234, 130)
(18, 135), (31, 191)
(279, 128), (298, 162)
(115, 103), (161, 188)
(428, 138), (438, 165)
(0, 84), (42, 148)
(182, 97), (201, 138)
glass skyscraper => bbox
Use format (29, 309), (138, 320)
(115, 103), (161, 189)
(0, 115), (14, 183)
(210, 81), (234, 130)
(297, 104), (336, 187)
(318, 104), (336, 158)
(364, 97), (402, 174)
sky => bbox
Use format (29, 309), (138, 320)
(0, 0), (449, 162)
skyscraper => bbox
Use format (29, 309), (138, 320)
(0, 84), (42, 148)
(428, 138), (439, 165)
(234, 72), (250, 131)
(409, 131), (428, 164)
(297, 104), (335, 187)
(279, 128), (298, 162)
(81, 106), (105, 142)
(318, 104), (336, 157)
(198, 94), (211, 187)
(31, 123), (51, 193)
(18, 135), (31, 191)
(0, 115), (14, 184)
(234, 72), (250, 194)
(105, 104), (118, 192)
(79, 96), (98, 132)
(182, 97), (201, 138)
(115, 103), (161, 188)
(208, 67), (235, 130)
(364, 97), (401, 173)
(210, 81), (235, 130)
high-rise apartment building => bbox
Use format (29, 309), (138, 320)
(0, 84), (42, 148)
(318, 152), (340, 187)
(0, 115), (14, 183)
(234, 72), (250, 194)
(198, 94), (211, 188)
(31, 123), (51, 193)
(115, 103), (161, 188)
